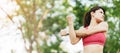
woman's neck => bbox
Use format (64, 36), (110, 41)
(89, 18), (98, 27)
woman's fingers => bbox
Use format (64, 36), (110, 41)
(60, 15), (74, 36)
(66, 15), (73, 20)
(66, 15), (73, 24)
(60, 29), (67, 36)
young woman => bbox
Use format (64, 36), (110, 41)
(60, 6), (108, 53)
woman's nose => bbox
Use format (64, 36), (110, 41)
(102, 14), (105, 17)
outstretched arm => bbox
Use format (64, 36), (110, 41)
(75, 22), (108, 37)
(60, 22), (108, 37)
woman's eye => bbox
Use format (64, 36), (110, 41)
(100, 12), (104, 14)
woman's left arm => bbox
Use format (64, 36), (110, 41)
(75, 22), (108, 37)
(60, 22), (108, 37)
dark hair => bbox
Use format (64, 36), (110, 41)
(83, 6), (105, 27)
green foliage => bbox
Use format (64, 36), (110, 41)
(42, 13), (67, 35)
(104, 18), (120, 53)
(73, 0), (86, 30)
(40, 0), (70, 52)
(41, 34), (66, 53)
(103, 0), (120, 53)
(112, 0), (120, 17)
(15, 0), (67, 53)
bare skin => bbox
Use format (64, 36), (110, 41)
(84, 44), (103, 53)
(60, 9), (108, 53)
(60, 16), (108, 45)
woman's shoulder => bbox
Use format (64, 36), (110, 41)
(99, 21), (108, 28)
(99, 22), (108, 26)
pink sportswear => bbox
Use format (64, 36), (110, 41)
(83, 27), (106, 46)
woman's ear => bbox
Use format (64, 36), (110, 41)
(91, 12), (94, 17)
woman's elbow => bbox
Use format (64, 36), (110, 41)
(70, 39), (79, 45)
(100, 22), (109, 32)
(71, 41), (77, 45)
(103, 25), (108, 32)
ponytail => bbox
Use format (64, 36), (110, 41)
(83, 11), (91, 27)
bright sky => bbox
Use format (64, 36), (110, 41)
(0, 0), (26, 53)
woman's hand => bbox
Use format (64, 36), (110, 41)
(60, 15), (74, 36)
(66, 15), (74, 25)
(60, 29), (67, 36)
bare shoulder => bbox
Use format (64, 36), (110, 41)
(98, 22), (109, 31)
(99, 21), (108, 25)
(99, 21), (108, 27)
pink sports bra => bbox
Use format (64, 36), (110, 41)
(82, 27), (106, 46)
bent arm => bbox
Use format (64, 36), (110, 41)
(66, 15), (82, 45)
(75, 22), (108, 37)
(68, 23), (81, 45)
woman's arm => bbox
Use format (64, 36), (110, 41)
(60, 22), (108, 37)
(68, 22), (81, 45)
(75, 22), (108, 37)
(66, 16), (81, 45)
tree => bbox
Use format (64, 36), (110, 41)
(14, 0), (72, 53)
(41, 0), (70, 52)
(14, 0), (55, 53)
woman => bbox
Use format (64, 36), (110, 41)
(60, 6), (108, 53)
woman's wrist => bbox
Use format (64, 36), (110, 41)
(68, 22), (73, 25)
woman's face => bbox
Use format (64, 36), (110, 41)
(92, 9), (105, 23)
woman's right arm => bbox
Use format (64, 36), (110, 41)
(66, 16), (81, 45)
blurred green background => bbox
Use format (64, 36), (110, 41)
(0, 0), (120, 53)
